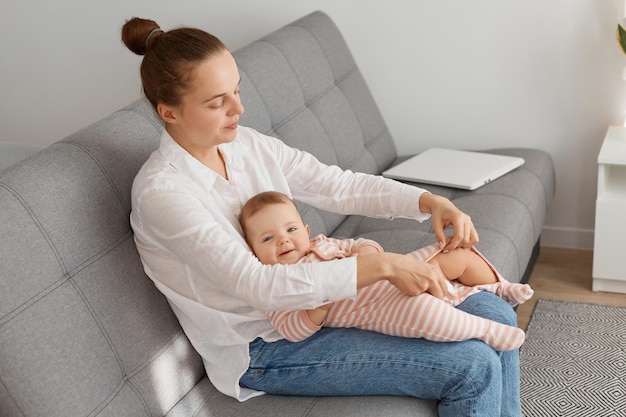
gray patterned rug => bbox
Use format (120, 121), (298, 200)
(520, 299), (626, 416)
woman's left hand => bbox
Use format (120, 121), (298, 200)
(419, 193), (479, 250)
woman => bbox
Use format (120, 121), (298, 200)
(122, 17), (523, 417)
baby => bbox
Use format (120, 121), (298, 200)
(240, 191), (533, 351)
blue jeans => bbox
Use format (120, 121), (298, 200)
(240, 291), (523, 417)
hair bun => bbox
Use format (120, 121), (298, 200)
(121, 17), (162, 55)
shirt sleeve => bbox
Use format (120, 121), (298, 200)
(132, 186), (357, 313)
(261, 134), (432, 222)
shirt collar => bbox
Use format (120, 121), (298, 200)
(158, 129), (250, 183)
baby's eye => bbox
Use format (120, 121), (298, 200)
(287, 227), (297, 233)
(262, 236), (273, 243)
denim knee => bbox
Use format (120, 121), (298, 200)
(492, 298), (517, 327)
(457, 291), (517, 327)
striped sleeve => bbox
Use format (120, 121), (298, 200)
(267, 309), (322, 342)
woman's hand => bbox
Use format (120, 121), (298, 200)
(418, 193), (479, 250)
(356, 253), (449, 299)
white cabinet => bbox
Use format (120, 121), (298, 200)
(592, 126), (626, 293)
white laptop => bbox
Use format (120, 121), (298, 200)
(382, 148), (525, 190)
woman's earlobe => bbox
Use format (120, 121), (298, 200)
(157, 103), (176, 123)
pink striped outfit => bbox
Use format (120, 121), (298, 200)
(268, 235), (533, 351)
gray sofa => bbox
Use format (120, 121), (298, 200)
(0, 11), (554, 417)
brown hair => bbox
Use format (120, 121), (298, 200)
(121, 17), (228, 109)
(239, 191), (300, 238)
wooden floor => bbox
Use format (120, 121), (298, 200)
(516, 247), (626, 331)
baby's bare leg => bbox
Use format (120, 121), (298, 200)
(405, 243), (533, 306)
(429, 248), (498, 286)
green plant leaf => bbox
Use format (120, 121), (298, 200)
(617, 24), (626, 55)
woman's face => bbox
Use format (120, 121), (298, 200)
(159, 50), (245, 153)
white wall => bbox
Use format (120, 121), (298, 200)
(2, 0), (625, 250)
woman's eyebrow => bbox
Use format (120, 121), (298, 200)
(204, 79), (241, 103)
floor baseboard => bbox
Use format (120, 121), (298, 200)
(540, 225), (594, 250)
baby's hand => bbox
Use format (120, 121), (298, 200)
(306, 304), (332, 326)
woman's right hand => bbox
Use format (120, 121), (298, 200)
(356, 252), (449, 299)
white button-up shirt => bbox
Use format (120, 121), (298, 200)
(130, 127), (430, 401)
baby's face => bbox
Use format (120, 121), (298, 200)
(245, 202), (311, 265)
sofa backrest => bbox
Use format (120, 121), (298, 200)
(0, 99), (207, 417)
(0, 11), (396, 416)
(234, 11), (397, 236)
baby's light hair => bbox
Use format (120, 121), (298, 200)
(239, 191), (300, 239)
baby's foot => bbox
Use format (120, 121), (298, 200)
(483, 322), (526, 351)
(497, 282), (534, 307)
